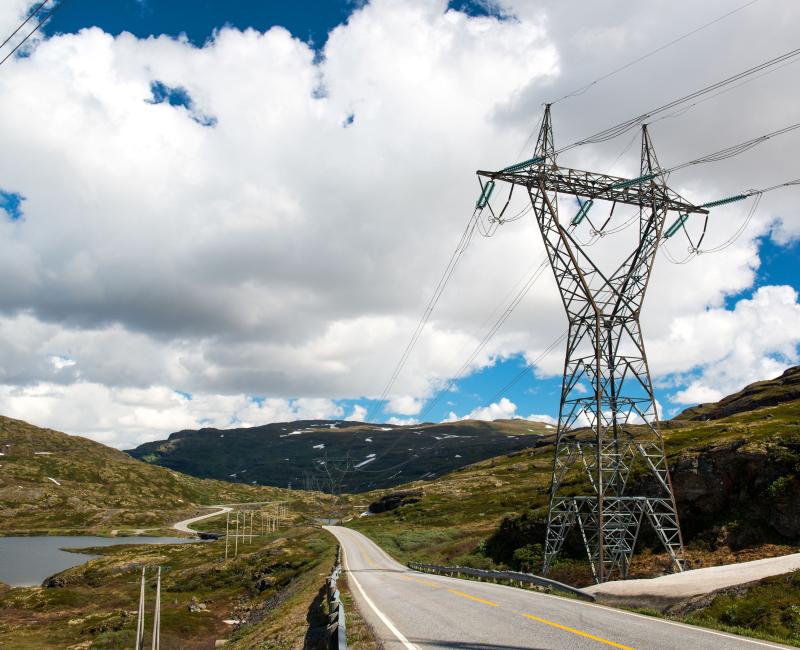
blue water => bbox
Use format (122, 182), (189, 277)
(0, 536), (200, 587)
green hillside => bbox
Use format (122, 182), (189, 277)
(126, 418), (552, 492)
(0, 416), (298, 534)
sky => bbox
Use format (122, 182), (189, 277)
(0, 0), (798, 448)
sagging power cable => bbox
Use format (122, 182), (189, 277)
(367, 207), (483, 422)
(549, 0), (762, 106)
(555, 45), (800, 156)
(0, 0), (64, 69)
(663, 177), (800, 263)
(0, 0), (49, 50)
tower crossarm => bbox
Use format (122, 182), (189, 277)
(477, 166), (708, 215)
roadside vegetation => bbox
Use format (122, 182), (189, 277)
(680, 570), (800, 647)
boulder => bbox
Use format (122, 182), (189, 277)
(368, 489), (423, 514)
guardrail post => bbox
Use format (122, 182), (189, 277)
(326, 546), (348, 650)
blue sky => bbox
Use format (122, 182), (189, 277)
(47, 0), (496, 46)
(2, 0), (799, 445)
(48, 0), (356, 47)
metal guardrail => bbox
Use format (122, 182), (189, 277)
(407, 562), (596, 602)
(326, 546), (348, 650)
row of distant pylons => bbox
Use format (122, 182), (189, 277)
(224, 502), (288, 559)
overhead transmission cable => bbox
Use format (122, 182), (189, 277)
(359, 329), (568, 484)
(554, 45), (800, 156)
(367, 208), (481, 422)
(647, 56), (800, 130)
(664, 122), (800, 174)
(663, 177), (800, 263)
(0, 0), (49, 50)
(549, 0), (762, 105)
(0, 0), (64, 69)
(486, 332), (568, 405)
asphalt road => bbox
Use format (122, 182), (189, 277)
(172, 506), (232, 534)
(325, 526), (793, 650)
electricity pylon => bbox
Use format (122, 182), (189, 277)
(477, 105), (706, 583)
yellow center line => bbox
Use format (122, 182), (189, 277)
(401, 575), (441, 588)
(352, 538), (379, 569)
(521, 613), (634, 650)
(447, 589), (498, 607)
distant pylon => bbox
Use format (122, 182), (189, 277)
(476, 105), (701, 582)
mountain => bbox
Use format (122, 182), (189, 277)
(126, 418), (553, 492)
(676, 365), (800, 421)
(0, 415), (289, 534)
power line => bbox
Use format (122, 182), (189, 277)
(417, 258), (551, 421)
(367, 208), (481, 422)
(663, 176), (800, 263)
(0, 0), (49, 50)
(556, 45), (800, 155)
(487, 332), (568, 404)
(0, 0), (64, 69)
(550, 0), (762, 105)
(647, 57), (800, 130)
(411, 120), (800, 430)
(666, 122), (800, 174)
(356, 251), (557, 472)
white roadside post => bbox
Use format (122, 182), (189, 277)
(135, 566), (146, 649)
(234, 512), (239, 557)
(151, 566), (161, 650)
(224, 511), (230, 560)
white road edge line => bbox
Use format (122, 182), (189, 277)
(340, 534), (421, 650)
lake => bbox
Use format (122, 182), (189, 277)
(0, 536), (201, 587)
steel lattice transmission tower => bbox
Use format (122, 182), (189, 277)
(477, 106), (708, 583)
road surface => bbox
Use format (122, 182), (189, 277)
(325, 526), (793, 650)
(173, 506), (232, 534)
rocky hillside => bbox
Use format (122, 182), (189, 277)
(126, 418), (552, 492)
(0, 416), (294, 534)
(676, 365), (800, 421)
(349, 367), (800, 587)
